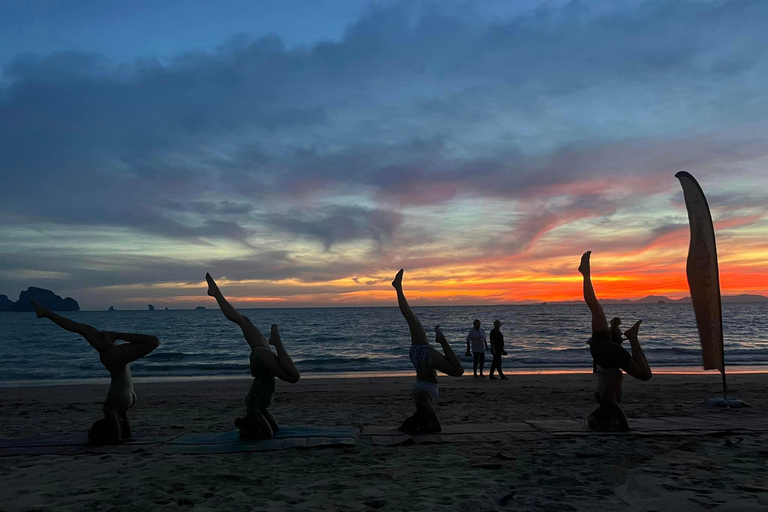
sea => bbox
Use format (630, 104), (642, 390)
(1, 303), (767, 385)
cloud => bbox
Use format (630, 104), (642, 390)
(265, 205), (403, 249)
(1, 0), (768, 305)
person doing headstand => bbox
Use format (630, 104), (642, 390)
(392, 269), (464, 433)
(206, 273), (300, 439)
(579, 251), (652, 430)
(32, 301), (160, 444)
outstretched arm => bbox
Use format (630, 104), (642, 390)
(252, 325), (300, 383)
(430, 326), (464, 377)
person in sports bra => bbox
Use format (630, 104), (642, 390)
(206, 273), (300, 439)
(579, 251), (652, 430)
(32, 301), (160, 444)
(392, 269), (464, 433)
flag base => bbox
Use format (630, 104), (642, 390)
(706, 397), (750, 408)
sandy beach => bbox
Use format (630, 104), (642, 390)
(1, 373), (767, 512)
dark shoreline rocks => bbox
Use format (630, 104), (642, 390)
(0, 287), (80, 312)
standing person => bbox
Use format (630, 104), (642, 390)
(466, 319), (487, 378)
(206, 273), (301, 439)
(31, 301), (160, 444)
(489, 320), (507, 380)
(579, 251), (653, 430)
(392, 269), (464, 433)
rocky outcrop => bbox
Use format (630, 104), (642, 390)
(1, 287), (80, 312)
(109, 306), (116, 311)
(148, 304), (155, 311)
(0, 294), (14, 311)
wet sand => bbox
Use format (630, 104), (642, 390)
(1, 373), (767, 511)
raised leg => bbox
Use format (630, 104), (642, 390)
(32, 301), (112, 354)
(430, 326), (465, 377)
(623, 321), (652, 381)
(267, 324), (301, 383)
(579, 252), (608, 332)
(392, 269), (428, 345)
(99, 331), (160, 371)
(206, 273), (268, 349)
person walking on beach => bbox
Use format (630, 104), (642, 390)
(31, 301), (160, 444)
(579, 251), (653, 429)
(206, 273), (301, 439)
(466, 319), (487, 377)
(392, 269), (464, 433)
(489, 320), (507, 380)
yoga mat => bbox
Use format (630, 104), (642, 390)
(361, 423), (550, 446)
(0, 434), (181, 457)
(159, 426), (359, 454)
(362, 417), (768, 445)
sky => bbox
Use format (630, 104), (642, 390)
(1, 0), (767, 310)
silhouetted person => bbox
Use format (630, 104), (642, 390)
(392, 269), (464, 433)
(489, 320), (507, 380)
(592, 317), (623, 373)
(32, 301), (160, 444)
(579, 251), (652, 430)
(466, 319), (487, 377)
(206, 273), (300, 439)
(588, 317), (630, 430)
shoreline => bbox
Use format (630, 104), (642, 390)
(2, 365), (768, 389)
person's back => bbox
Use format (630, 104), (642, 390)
(410, 344), (438, 384)
(107, 364), (137, 412)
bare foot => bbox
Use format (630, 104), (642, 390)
(391, 269), (404, 289)
(269, 324), (281, 346)
(30, 300), (48, 319)
(578, 251), (591, 275)
(205, 273), (220, 297)
(624, 320), (642, 340)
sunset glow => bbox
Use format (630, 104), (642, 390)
(1, 1), (767, 309)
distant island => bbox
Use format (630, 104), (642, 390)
(0, 287), (80, 312)
(543, 294), (768, 305)
(148, 304), (155, 311)
(195, 306), (206, 310)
